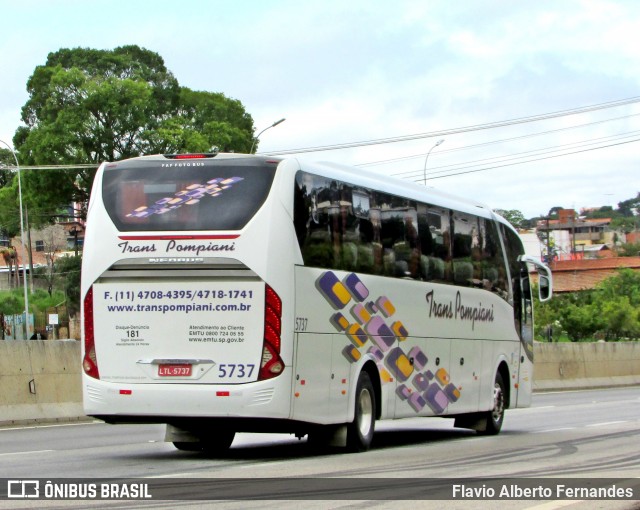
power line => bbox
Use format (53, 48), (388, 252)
(413, 137), (640, 182)
(262, 96), (640, 155)
(395, 130), (640, 180)
(357, 112), (640, 168)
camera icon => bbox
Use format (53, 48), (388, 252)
(7, 480), (39, 498)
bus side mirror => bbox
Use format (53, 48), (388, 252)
(518, 255), (553, 303)
(539, 274), (551, 301)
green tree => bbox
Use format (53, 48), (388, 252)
(0, 290), (22, 316)
(617, 193), (640, 217)
(495, 209), (526, 229)
(597, 268), (640, 306)
(55, 255), (82, 317)
(11, 45), (255, 221)
(556, 298), (601, 342)
(548, 207), (564, 219)
(535, 269), (640, 342)
(0, 179), (20, 238)
(0, 148), (15, 188)
(617, 242), (640, 257)
(600, 297), (639, 340)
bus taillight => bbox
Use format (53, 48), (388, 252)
(82, 287), (100, 379)
(163, 153), (219, 159)
(260, 285), (283, 380)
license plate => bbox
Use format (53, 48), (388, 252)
(158, 364), (192, 377)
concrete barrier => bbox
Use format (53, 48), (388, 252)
(1, 340), (639, 426)
(0, 340), (84, 426)
(533, 341), (640, 391)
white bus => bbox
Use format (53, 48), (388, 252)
(81, 152), (551, 453)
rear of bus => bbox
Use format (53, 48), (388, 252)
(81, 154), (296, 447)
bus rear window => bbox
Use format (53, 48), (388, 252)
(102, 158), (278, 231)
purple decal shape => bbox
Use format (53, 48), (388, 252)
(365, 301), (379, 315)
(364, 316), (395, 351)
(367, 345), (384, 361)
(425, 370), (435, 381)
(408, 391), (427, 412)
(350, 303), (371, 325)
(425, 384), (449, 414)
(317, 272), (351, 310)
(444, 383), (461, 402)
(384, 347), (413, 382)
(408, 347), (428, 370)
(344, 273), (369, 301)
(342, 345), (361, 363)
(396, 384), (411, 400)
(391, 321), (408, 341)
(330, 312), (349, 332)
(412, 372), (429, 392)
(346, 324), (368, 347)
(376, 296), (396, 318)
(126, 177), (243, 218)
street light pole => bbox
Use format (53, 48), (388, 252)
(423, 139), (445, 185)
(0, 139), (30, 337)
(250, 118), (286, 154)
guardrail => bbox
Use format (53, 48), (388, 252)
(1, 340), (639, 426)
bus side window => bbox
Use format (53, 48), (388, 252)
(417, 205), (450, 282)
(482, 218), (509, 299)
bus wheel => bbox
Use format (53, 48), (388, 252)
(346, 371), (376, 452)
(479, 373), (505, 436)
(173, 431), (235, 454)
(200, 431), (235, 455)
(172, 442), (202, 452)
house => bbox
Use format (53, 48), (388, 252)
(536, 209), (618, 261)
(0, 223), (84, 291)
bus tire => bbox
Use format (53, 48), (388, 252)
(346, 371), (376, 452)
(172, 442), (202, 452)
(478, 372), (506, 436)
(200, 431), (235, 455)
(173, 431), (235, 454)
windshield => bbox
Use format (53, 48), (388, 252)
(102, 157), (278, 231)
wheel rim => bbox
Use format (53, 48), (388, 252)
(357, 387), (374, 437)
(492, 382), (504, 424)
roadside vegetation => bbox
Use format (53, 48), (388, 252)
(534, 268), (640, 342)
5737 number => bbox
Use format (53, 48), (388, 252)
(218, 363), (255, 379)
(295, 317), (309, 332)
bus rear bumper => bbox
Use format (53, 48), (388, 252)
(82, 375), (292, 422)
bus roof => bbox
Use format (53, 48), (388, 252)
(101, 153), (514, 230)
(293, 158), (499, 220)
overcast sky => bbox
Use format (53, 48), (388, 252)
(1, 0), (639, 218)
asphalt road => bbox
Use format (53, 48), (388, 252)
(1, 387), (639, 509)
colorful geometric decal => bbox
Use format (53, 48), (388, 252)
(344, 273), (369, 301)
(317, 272), (352, 310)
(346, 324), (368, 347)
(385, 347), (413, 382)
(126, 177), (244, 218)
(316, 270), (463, 415)
(408, 346), (428, 370)
(364, 316), (395, 352)
(424, 384), (449, 414)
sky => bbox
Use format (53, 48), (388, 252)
(1, 0), (639, 218)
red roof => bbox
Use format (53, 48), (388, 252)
(548, 257), (640, 292)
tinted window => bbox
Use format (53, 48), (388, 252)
(294, 171), (509, 300)
(102, 157), (278, 231)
